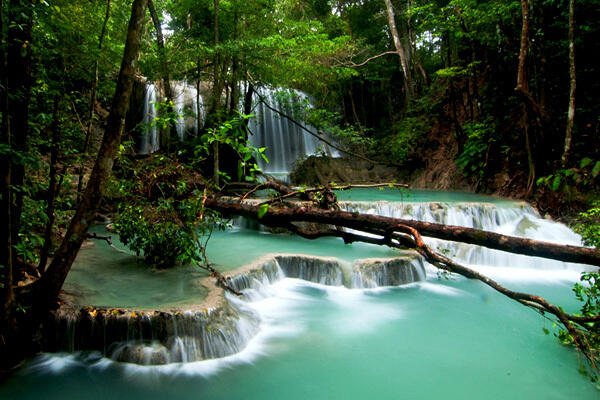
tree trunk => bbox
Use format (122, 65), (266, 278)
(205, 198), (600, 266)
(39, 0), (148, 300)
(515, 0), (535, 193)
(516, 0), (530, 94)
(38, 96), (63, 273)
(383, 0), (412, 101)
(196, 57), (202, 135)
(6, 0), (33, 267)
(0, 0), (15, 339)
(561, 0), (576, 166)
(242, 82), (254, 134)
(210, 0), (221, 184)
(148, 0), (177, 146)
(77, 0), (111, 203)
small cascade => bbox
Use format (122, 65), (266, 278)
(228, 259), (285, 301)
(339, 201), (538, 230)
(229, 254), (426, 293)
(339, 200), (587, 270)
(48, 302), (260, 366)
(248, 88), (339, 176)
(139, 83), (159, 154)
(275, 255), (344, 286)
(351, 257), (426, 288)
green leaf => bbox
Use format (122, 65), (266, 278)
(592, 161), (600, 178)
(257, 204), (269, 219)
(580, 157), (594, 168)
(551, 175), (562, 191)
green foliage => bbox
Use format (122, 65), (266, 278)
(562, 202), (600, 378)
(537, 158), (600, 193)
(115, 203), (196, 268)
(383, 116), (430, 164)
(196, 114), (268, 183)
(114, 196), (223, 268)
(257, 203), (269, 219)
(573, 272), (600, 318)
(573, 201), (600, 248)
(112, 114), (270, 268)
(455, 119), (496, 180)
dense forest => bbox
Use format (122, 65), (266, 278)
(1, 0), (600, 390)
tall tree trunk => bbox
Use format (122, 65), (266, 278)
(516, 0), (530, 94)
(38, 96), (63, 273)
(196, 57), (202, 135)
(76, 0), (111, 204)
(515, 0), (535, 193)
(6, 0), (33, 267)
(561, 0), (576, 166)
(0, 0), (15, 338)
(383, 0), (412, 101)
(1, 0), (33, 370)
(229, 10), (239, 114)
(148, 0), (177, 146)
(242, 82), (254, 130)
(212, 0), (221, 184)
(39, 0), (148, 299)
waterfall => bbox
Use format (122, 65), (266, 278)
(248, 88), (339, 176)
(139, 83), (159, 154)
(138, 83), (337, 171)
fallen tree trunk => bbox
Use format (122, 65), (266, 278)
(205, 198), (600, 267)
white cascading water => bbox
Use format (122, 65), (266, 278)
(248, 88), (339, 176)
(139, 84), (160, 154)
(339, 200), (593, 278)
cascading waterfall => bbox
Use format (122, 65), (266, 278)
(139, 84), (159, 154)
(351, 257), (426, 288)
(138, 83), (336, 173)
(339, 200), (590, 272)
(248, 88), (339, 176)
